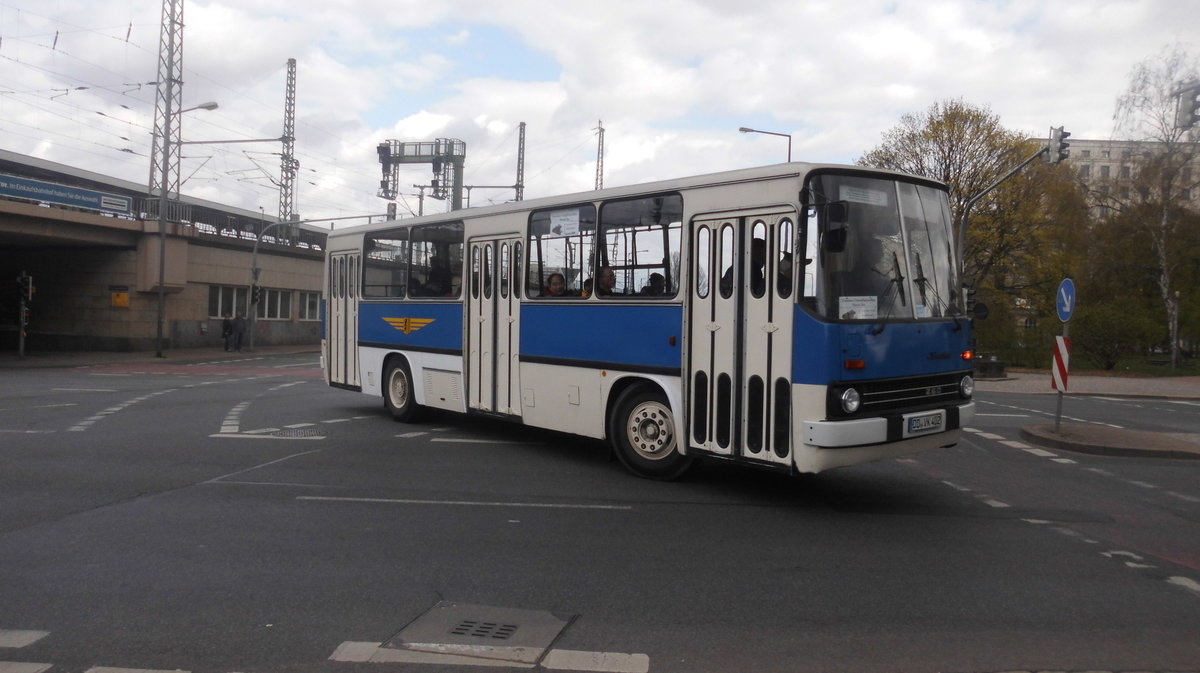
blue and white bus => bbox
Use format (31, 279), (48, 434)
(324, 163), (975, 479)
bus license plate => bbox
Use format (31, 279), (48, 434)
(904, 410), (944, 437)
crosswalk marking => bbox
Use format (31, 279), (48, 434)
(0, 631), (49, 648)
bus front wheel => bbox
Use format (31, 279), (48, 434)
(610, 387), (695, 480)
(384, 358), (423, 422)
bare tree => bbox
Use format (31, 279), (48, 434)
(1112, 44), (1200, 369)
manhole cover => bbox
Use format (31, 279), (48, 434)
(383, 601), (573, 664)
(271, 427), (326, 438)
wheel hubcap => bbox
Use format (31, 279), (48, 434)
(627, 401), (675, 461)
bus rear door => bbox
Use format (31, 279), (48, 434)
(687, 210), (795, 467)
(327, 251), (360, 389)
(467, 236), (522, 416)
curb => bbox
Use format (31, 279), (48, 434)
(1021, 423), (1200, 461)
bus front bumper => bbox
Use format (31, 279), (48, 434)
(803, 402), (975, 448)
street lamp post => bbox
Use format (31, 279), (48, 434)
(738, 126), (792, 162)
(154, 100), (218, 358)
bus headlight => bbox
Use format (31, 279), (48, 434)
(840, 388), (861, 414)
(960, 375), (974, 399)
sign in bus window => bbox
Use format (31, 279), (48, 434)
(528, 204), (596, 297)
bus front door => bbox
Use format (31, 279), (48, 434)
(327, 251), (360, 389)
(467, 237), (522, 417)
(687, 210), (795, 467)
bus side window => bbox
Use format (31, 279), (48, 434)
(777, 218), (793, 299)
(597, 193), (682, 298)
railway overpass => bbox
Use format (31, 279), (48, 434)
(0, 149), (336, 352)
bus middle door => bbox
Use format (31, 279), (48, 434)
(467, 236), (522, 417)
(687, 210), (794, 467)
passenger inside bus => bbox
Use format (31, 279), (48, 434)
(542, 272), (566, 297)
(641, 273), (665, 296)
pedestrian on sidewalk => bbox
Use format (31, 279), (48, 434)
(221, 314), (233, 351)
(231, 313), (246, 352)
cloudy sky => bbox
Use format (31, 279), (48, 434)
(0, 0), (1196, 226)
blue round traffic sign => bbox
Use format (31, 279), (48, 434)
(1056, 278), (1076, 323)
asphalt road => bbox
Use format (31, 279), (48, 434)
(1, 352), (1198, 673)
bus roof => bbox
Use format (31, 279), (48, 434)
(333, 161), (945, 237)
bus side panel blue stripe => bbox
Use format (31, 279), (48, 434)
(522, 304), (683, 370)
(358, 302), (464, 350)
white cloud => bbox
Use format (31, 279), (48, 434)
(0, 0), (1196, 223)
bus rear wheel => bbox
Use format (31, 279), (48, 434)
(610, 387), (695, 480)
(384, 358), (423, 422)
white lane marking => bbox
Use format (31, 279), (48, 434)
(1166, 491), (1200, 503)
(543, 649), (650, 673)
(284, 423), (316, 428)
(85, 668), (189, 673)
(0, 663), (53, 673)
(52, 388), (116, 392)
(298, 496), (632, 511)
(430, 438), (530, 445)
(982, 499), (1010, 508)
(0, 403), (77, 412)
(67, 389), (177, 432)
(1001, 440), (1031, 449)
(397, 431), (427, 438)
(1127, 480), (1158, 489)
(941, 480), (971, 492)
(0, 630), (49, 648)
(976, 432), (1004, 440)
(1023, 448), (1058, 457)
(320, 418), (352, 424)
(1051, 458), (1078, 464)
(1086, 468), (1115, 477)
(203, 449), (323, 484)
(1167, 576), (1200, 596)
(0, 430), (56, 434)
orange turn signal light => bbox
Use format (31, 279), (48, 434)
(844, 359), (866, 370)
(961, 350), (974, 361)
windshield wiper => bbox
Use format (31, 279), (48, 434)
(870, 251), (906, 335)
(913, 252), (962, 331)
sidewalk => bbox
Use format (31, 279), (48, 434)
(975, 370), (1200, 461)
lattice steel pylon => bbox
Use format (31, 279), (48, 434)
(147, 0), (184, 217)
(277, 57), (298, 242)
(594, 119), (604, 190)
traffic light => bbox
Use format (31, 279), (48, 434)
(1175, 81), (1200, 129)
(1046, 126), (1071, 164)
(251, 285), (261, 304)
(15, 272), (32, 302)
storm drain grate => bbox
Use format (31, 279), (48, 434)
(450, 620), (518, 640)
(382, 601), (573, 665)
(271, 427), (326, 438)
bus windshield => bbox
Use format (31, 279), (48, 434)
(804, 173), (959, 322)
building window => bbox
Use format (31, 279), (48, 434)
(255, 289), (292, 320)
(1081, 150), (1091, 158)
(1100, 165), (1110, 179)
(1079, 164), (1091, 179)
(1101, 150), (1111, 159)
(299, 291), (320, 321)
(208, 285), (248, 318)
(1120, 166), (1131, 179)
